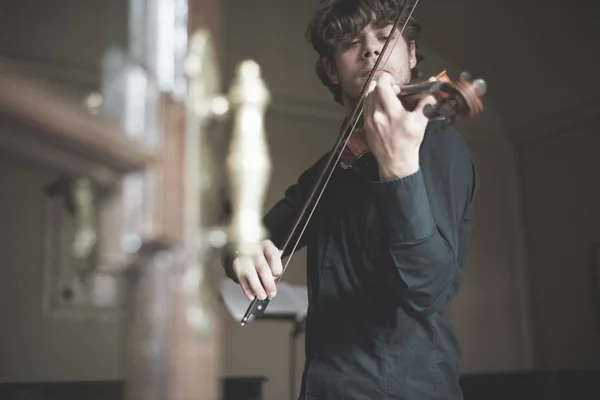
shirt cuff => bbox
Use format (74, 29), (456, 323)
(370, 169), (436, 244)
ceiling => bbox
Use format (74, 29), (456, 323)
(413, 0), (600, 140)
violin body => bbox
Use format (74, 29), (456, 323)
(339, 70), (485, 167)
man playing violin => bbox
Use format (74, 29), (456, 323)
(223, 0), (479, 399)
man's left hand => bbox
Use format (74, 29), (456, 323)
(363, 72), (436, 181)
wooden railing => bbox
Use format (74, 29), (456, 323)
(0, 58), (152, 187)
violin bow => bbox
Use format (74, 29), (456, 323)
(240, 0), (421, 325)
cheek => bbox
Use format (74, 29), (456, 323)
(337, 55), (359, 80)
(337, 50), (357, 71)
(392, 52), (410, 71)
(390, 43), (409, 64)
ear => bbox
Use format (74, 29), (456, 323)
(321, 56), (340, 85)
(408, 40), (417, 69)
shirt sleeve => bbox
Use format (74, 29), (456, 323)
(370, 127), (479, 318)
(221, 152), (331, 281)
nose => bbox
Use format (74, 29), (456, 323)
(363, 49), (380, 58)
(362, 37), (381, 59)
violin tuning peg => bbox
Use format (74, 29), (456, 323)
(423, 102), (440, 119)
(471, 78), (487, 97)
(459, 71), (472, 82)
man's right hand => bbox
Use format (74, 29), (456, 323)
(233, 239), (283, 301)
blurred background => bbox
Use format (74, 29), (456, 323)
(0, 0), (599, 399)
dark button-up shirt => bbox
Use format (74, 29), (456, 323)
(224, 118), (479, 399)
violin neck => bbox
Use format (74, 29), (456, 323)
(398, 80), (443, 111)
(398, 91), (428, 111)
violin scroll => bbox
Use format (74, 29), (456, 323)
(424, 70), (487, 125)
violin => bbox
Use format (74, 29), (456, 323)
(340, 70), (487, 167)
(239, 0), (486, 325)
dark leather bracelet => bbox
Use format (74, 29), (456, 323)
(220, 247), (240, 283)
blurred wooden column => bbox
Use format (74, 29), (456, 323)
(0, 0), (227, 398)
(158, 0), (223, 243)
(117, 1), (226, 400)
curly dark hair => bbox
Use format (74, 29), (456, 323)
(305, 0), (424, 104)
